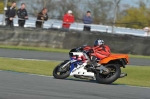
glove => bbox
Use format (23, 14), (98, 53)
(83, 50), (88, 53)
(76, 47), (83, 52)
(89, 49), (94, 53)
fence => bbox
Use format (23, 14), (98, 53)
(0, 14), (147, 37)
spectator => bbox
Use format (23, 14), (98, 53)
(83, 11), (93, 31)
(143, 27), (150, 36)
(5, 1), (16, 27)
(36, 8), (48, 28)
(17, 3), (28, 27)
(62, 10), (74, 29)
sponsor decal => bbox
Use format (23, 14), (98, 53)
(72, 64), (85, 73)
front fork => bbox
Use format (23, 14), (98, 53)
(59, 60), (71, 72)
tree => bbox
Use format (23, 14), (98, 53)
(22, 0), (82, 19)
(86, 0), (114, 24)
(55, 0), (82, 20)
(0, 0), (4, 14)
(25, 0), (56, 18)
(17, 0), (120, 24)
(116, 1), (150, 29)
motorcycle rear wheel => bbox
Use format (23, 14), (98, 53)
(96, 64), (121, 84)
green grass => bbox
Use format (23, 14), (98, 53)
(128, 54), (150, 59)
(0, 45), (150, 59)
(0, 58), (59, 76)
(0, 57), (149, 87)
(115, 66), (150, 87)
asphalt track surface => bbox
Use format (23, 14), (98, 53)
(0, 71), (150, 99)
(0, 48), (150, 66)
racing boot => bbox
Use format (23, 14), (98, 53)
(91, 56), (98, 66)
(85, 57), (98, 72)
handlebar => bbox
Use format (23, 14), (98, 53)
(76, 46), (94, 54)
(76, 47), (83, 52)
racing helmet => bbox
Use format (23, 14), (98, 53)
(94, 39), (104, 46)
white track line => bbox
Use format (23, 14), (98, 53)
(0, 57), (63, 62)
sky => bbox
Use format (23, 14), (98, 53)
(120, 0), (150, 7)
(121, 0), (136, 5)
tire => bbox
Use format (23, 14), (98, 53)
(53, 60), (70, 79)
(96, 64), (121, 84)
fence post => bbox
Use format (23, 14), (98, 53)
(2, 0), (8, 25)
(112, 0), (121, 33)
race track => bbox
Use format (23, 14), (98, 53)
(0, 48), (150, 66)
(0, 71), (150, 99)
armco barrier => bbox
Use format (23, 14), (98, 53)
(0, 26), (150, 55)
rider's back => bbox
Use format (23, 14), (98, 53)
(93, 45), (111, 59)
(83, 45), (111, 60)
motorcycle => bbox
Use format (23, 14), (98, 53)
(53, 46), (129, 84)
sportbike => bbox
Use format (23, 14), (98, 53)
(53, 47), (129, 84)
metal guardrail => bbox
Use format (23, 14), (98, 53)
(0, 15), (148, 37)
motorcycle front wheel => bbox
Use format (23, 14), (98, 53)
(53, 60), (70, 79)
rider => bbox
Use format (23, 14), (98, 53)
(83, 39), (111, 66)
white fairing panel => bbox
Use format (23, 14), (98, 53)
(70, 63), (94, 77)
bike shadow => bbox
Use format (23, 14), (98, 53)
(63, 77), (125, 86)
(65, 78), (97, 83)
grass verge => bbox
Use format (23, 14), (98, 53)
(115, 66), (150, 87)
(0, 58), (59, 76)
(0, 57), (149, 87)
(0, 45), (150, 59)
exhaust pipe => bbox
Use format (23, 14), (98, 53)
(119, 73), (127, 78)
